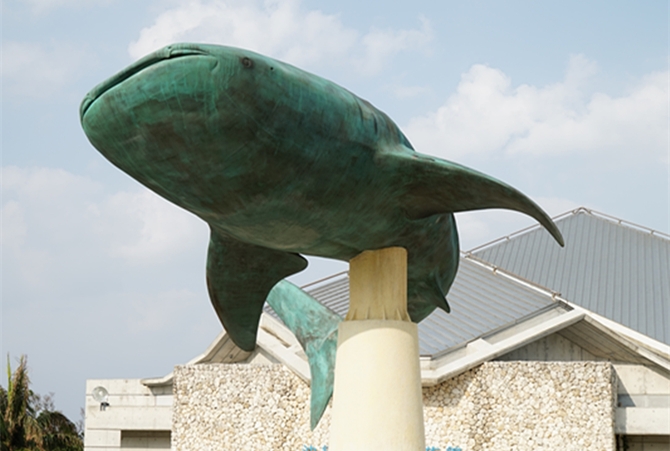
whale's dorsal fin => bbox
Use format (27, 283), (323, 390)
(266, 281), (341, 430)
(380, 150), (564, 246)
(206, 229), (308, 352)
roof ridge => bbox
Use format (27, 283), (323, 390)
(464, 206), (669, 254)
(586, 208), (670, 240)
(462, 253), (565, 302)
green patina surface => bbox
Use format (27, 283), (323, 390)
(265, 280), (340, 429)
(80, 43), (563, 428)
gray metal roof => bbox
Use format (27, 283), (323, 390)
(471, 207), (670, 345)
(267, 257), (561, 357)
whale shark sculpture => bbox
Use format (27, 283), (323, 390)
(80, 43), (564, 428)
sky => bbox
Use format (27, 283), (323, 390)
(1, 0), (668, 422)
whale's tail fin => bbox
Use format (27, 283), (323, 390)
(382, 150), (564, 247)
(266, 280), (341, 430)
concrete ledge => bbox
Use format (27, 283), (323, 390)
(84, 429), (121, 447)
(86, 406), (172, 430)
(615, 407), (670, 434)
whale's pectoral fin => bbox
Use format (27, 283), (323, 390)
(382, 151), (564, 246)
(266, 281), (341, 430)
(206, 228), (308, 352)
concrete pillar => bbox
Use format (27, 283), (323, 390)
(329, 247), (425, 451)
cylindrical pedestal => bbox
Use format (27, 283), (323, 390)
(329, 320), (425, 451)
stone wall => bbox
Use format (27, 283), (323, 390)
(422, 362), (616, 451)
(173, 365), (331, 450)
(173, 361), (615, 451)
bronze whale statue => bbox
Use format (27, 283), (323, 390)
(80, 43), (564, 427)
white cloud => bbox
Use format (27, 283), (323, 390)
(562, 53), (598, 89)
(128, 0), (432, 75)
(354, 18), (432, 75)
(1, 166), (100, 286)
(1, 166), (206, 287)
(1, 200), (27, 247)
(1, 40), (91, 97)
(2, 166), (96, 198)
(126, 289), (200, 332)
(404, 55), (668, 164)
(100, 189), (204, 263)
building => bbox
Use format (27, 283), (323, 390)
(84, 208), (670, 450)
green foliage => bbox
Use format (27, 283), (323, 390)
(0, 356), (83, 451)
(36, 411), (82, 451)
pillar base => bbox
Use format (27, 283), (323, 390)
(329, 320), (425, 451)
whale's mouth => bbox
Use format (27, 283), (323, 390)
(80, 44), (209, 121)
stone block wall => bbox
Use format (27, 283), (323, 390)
(173, 361), (615, 451)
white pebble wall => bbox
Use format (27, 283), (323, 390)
(173, 361), (615, 451)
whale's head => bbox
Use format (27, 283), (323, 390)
(80, 43), (290, 179)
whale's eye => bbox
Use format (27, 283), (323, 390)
(241, 57), (253, 68)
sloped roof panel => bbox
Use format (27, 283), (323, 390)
(472, 208), (670, 345)
(266, 257), (558, 356)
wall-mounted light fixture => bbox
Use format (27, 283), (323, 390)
(92, 386), (110, 411)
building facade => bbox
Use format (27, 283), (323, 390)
(84, 208), (670, 450)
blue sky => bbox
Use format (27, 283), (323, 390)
(2, 0), (668, 421)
